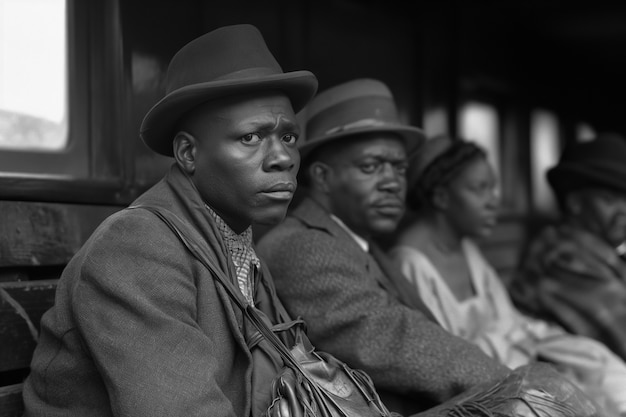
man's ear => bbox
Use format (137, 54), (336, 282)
(308, 161), (332, 193)
(173, 131), (197, 175)
(432, 186), (449, 210)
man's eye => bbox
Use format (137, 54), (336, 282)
(396, 164), (408, 175)
(241, 133), (262, 144)
(282, 134), (298, 145)
(360, 163), (379, 173)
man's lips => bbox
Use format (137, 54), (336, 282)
(262, 182), (296, 200)
(373, 199), (404, 215)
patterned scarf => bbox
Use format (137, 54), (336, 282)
(206, 204), (260, 306)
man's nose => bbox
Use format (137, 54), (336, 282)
(264, 138), (297, 171)
(379, 163), (403, 192)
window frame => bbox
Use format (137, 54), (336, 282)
(0, 0), (138, 205)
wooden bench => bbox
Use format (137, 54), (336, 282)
(0, 278), (58, 417)
(0, 201), (121, 417)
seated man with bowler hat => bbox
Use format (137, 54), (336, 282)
(22, 24), (320, 416)
(256, 78), (512, 414)
(509, 133), (626, 362)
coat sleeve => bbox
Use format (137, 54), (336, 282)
(72, 211), (244, 417)
(258, 227), (509, 405)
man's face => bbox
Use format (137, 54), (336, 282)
(571, 188), (626, 247)
(323, 134), (408, 238)
(183, 92), (300, 233)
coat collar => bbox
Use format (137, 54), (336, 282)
(291, 196), (437, 318)
(291, 197), (368, 247)
(134, 163), (234, 275)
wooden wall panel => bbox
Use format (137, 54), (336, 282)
(0, 201), (121, 267)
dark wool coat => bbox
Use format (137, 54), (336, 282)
(509, 222), (626, 362)
(257, 197), (509, 415)
(23, 164), (285, 417)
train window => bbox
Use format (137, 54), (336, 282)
(458, 101), (501, 180)
(0, 0), (67, 151)
(423, 107), (448, 137)
(530, 109), (559, 213)
(0, 0), (94, 182)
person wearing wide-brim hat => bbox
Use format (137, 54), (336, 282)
(547, 133), (626, 219)
(258, 78), (511, 415)
(298, 78), (424, 162)
(510, 132), (626, 365)
(23, 24), (321, 417)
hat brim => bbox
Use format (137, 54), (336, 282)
(547, 164), (626, 197)
(299, 124), (426, 161)
(140, 71), (318, 156)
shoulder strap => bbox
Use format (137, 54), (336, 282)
(128, 204), (250, 310)
(127, 205), (314, 371)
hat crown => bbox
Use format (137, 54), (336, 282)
(166, 24), (282, 95)
(556, 133), (626, 168)
(547, 133), (626, 197)
(304, 79), (401, 145)
(139, 24), (317, 157)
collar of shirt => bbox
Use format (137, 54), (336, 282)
(205, 204), (259, 305)
(330, 214), (369, 252)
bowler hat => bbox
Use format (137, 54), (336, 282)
(547, 133), (626, 199)
(299, 78), (424, 160)
(140, 24), (318, 156)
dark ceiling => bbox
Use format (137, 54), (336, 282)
(453, 2), (626, 134)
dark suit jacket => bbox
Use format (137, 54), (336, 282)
(257, 197), (509, 414)
(23, 164), (286, 417)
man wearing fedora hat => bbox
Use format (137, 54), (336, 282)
(510, 132), (626, 363)
(257, 78), (510, 414)
(22, 24), (320, 416)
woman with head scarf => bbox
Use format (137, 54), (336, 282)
(388, 135), (626, 415)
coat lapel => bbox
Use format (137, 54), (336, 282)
(293, 198), (436, 321)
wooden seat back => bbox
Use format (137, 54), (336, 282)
(0, 201), (121, 417)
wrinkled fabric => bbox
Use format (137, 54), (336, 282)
(414, 363), (606, 417)
(509, 223), (626, 362)
(389, 239), (626, 414)
(22, 164), (287, 417)
(257, 197), (509, 415)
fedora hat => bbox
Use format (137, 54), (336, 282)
(140, 24), (318, 156)
(547, 133), (626, 199)
(299, 78), (425, 160)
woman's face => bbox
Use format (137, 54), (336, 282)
(439, 156), (499, 238)
(569, 188), (626, 247)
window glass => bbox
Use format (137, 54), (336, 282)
(423, 106), (448, 137)
(576, 122), (595, 142)
(458, 101), (500, 180)
(530, 109), (560, 213)
(0, 0), (67, 151)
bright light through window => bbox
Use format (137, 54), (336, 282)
(0, 0), (67, 150)
(458, 101), (500, 179)
(531, 110), (560, 212)
(576, 122), (596, 142)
